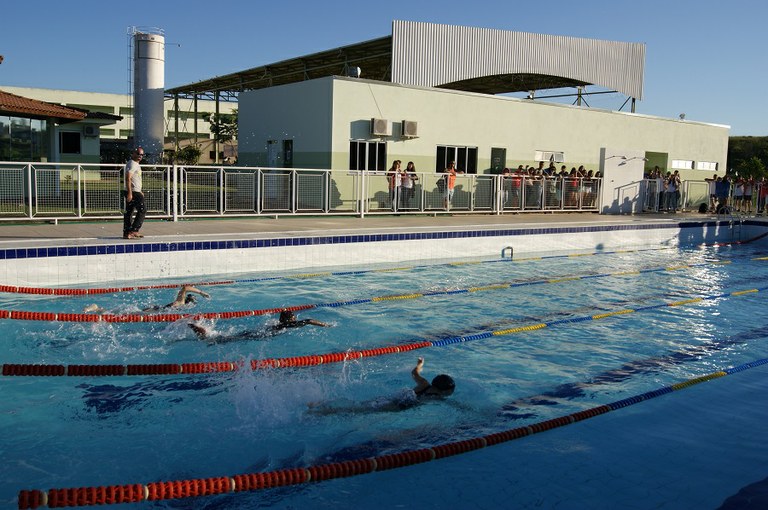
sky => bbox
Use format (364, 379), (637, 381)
(1, 0), (765, 135)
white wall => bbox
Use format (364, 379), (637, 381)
(599, 148), (647, 214)
(238, 80), (334, 167)
(328, 77), (729, 174)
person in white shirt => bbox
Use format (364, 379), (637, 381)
(123, 147), (146, 239)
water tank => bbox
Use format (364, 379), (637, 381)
(133, 29), (165, 162)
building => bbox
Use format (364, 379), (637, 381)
(0, 89), (123, 163)
(0, 86), (237, 164)
(167, 21), (731, 213)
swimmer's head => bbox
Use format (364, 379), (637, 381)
(279, 310), (296, 323)
(185, 294), (197, 304)
(430, 374), (455, 396)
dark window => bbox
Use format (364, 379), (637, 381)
(60, 131), (81, 154)
(436, 145), (478, 174)
(349, 140), (386, 171)
(283, 140), (293, 168)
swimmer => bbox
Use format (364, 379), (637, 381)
(309, 357), (455, 414)
(141, 285), (210, 312)
(411, 356), (455, 398)
(189, 309), (330, 343)
(83, 284), (210, 314)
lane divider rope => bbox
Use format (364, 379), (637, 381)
(4, 285), (765, 378)
(16, 357), (768, 509)
(0, 261), (744, 324)
(6, 239), (763, 296)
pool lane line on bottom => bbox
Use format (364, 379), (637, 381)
(0, 259), (742, 323)
(3, 284), (766, 378)
(16, 356), (768, 509)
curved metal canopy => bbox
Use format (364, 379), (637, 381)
(166, 21), (644, 102)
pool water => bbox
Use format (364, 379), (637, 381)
(3, 243), (768, 509)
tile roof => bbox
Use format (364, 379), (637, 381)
(0, 89), (86, 121)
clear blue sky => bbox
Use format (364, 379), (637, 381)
(1, 0), (765, 135)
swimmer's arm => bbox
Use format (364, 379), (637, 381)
(174, 285), (210, 305)
(306, 319), (331, 327)
(188, 322), (209, 339)
(411, 357), (430, 392)
(184, 285), (211, 299)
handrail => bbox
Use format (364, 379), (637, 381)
(0, 162), (602, 221)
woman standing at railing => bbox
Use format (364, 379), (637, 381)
(387, 160), (402, 212)
(401, 161), (418, 209)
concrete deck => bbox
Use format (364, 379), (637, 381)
(0, 212), (719, 249)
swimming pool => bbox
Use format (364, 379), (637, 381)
(4, 241), (768, 509)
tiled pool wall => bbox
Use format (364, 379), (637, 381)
(1, 220), (765, 287)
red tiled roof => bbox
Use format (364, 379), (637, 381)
(0, 90), (86, 121)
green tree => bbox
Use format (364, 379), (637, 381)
(203, 109), (238, 145)
(736, 156), (767, 179)
(728, 136), (768, 176)
(166, 145), (202, 165)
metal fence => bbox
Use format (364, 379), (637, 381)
(641, 178), (767, 215)
(0, 163), (604, 221)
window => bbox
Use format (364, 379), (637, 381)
(696, 161), (718, 171)
(349, 140), (386, 171)
(283, 140), (293, 168)
(119, 107), (134, 117)
(534, 150), (565, 163)
(436, 145), (478, 173)
(66, 104), (115, 115)
(490, 148), (506, 173)
(59, 131), (81, 154)
(671, 160), (694, 170)
(119, 129), (134, 138)
(0, 116), (48, 162)
(167, 110), (203, 121)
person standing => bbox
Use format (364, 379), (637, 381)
(123, 147), (146, 239)
(443, 161), (463, 210)
(386, 160), (402, 212)
(401, 161), (419, 209)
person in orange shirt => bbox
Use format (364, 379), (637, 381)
(443, 161), (463, 210)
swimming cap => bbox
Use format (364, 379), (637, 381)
(279, 310), (295, 323)
(431, 374), (455, 392)
(185, 295), (197, 304)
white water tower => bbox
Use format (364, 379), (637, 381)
(131, 27), (165, 162)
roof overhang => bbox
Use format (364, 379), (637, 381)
(165, 21), (645, 102)
(0, 90), (87, 123)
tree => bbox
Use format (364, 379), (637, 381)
(736, 156), (767, 180)
(728, 136), (768, 177)
(203, 109), (238, 145)
(164, 145), (202, 165)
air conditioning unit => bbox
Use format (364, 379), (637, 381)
(371, 118), (389, 137)
(83, 125), (98, 137)
(401, 120), (418, 138)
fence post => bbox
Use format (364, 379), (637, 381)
(27, 164), (33, 219)
(359, 171), (366, 218)
(172, 164), (179, 222)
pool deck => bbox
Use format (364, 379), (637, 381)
(0, 211), (741, 249)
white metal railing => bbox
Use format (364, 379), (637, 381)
(0, 162), (603, 221)
(641, 179), (766, 215)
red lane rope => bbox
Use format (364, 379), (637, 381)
(1, 341), (433, 377)
(0, 281), (235, 296)
(0, 303), (317, 324)
(17, 357), (754, 509)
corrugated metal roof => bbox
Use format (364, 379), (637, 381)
(391, 21), (645, 99)
(0, 90), (87, 121)
(167, 21), (645, 100)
